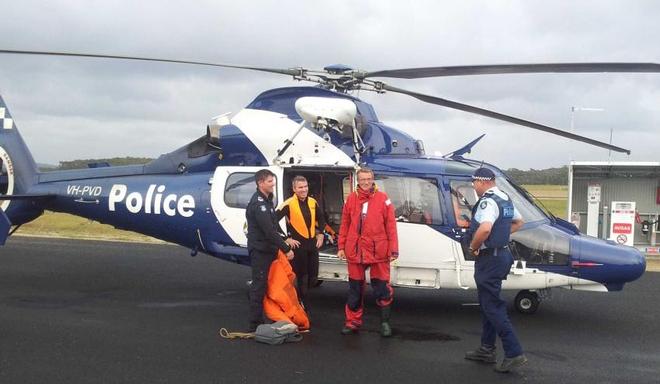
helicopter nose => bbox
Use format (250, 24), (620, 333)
(572, 236), (646, 290)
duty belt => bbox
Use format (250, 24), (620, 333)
(481, 245), (509, 257)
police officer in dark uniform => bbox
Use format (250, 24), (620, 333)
(246, 169), (294, 332)
(464, 167), (527, 373)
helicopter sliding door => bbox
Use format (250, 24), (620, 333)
(374, 173), (462, 288)
(210, 166), (283, 247)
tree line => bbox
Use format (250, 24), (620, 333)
(504, 166), (568, 185)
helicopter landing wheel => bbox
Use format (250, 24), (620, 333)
(514, 290), (539, 314)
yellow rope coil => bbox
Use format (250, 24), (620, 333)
(218, 328), (255, 339)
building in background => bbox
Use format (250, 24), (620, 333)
(568, 161), (660, 256)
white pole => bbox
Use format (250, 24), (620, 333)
(567, 161), (574, 222)
(569, 106), (576, 162)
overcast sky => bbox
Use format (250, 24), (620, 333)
(0, 0), (659, 169)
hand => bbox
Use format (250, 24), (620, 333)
(285, 250), (295, 260)
(470, 247), (480, 257)
(389, 252), (399, 262)
(315, 234), (324, 249)
(285, 238), (300, 249)
(337, 250), (346, 260)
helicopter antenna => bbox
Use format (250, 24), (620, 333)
(445, 134), (486, 159)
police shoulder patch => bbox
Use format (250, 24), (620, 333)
(257, 196), (264, 202)
(480, 200), (488, 209)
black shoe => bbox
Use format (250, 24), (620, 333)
(494, 354), (528, 373)
(465, 346), (496, 364)
(341, 326), (358, 335)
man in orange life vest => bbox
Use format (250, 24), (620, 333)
(337, 167), (399, 337)
(276, 175), (327, 308)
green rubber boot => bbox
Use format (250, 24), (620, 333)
(380, 305), (392, 337)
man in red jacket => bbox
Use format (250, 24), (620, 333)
(337, 167), (399, 337)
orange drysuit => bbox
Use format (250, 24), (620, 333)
(263, 250), (310, 330)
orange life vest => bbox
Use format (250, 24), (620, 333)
(283, 196), (317, 239)
(263, 250), (310, 330)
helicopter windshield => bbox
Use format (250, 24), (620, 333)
(495, 176), (549, 224)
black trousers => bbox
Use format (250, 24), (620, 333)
(248, 249), (276, 329)
(291, 245), (319, 304)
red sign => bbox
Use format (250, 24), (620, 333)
(613, 223), (632, 234)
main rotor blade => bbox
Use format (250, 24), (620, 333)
(0, 49), (302, 77)
(383, 84), (630, 154)
(366, 63), (660, 79)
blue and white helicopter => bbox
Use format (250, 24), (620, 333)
(0, 50), (653, 314)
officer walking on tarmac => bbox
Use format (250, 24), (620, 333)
(246, 169), (294, 332)
(337, 167), (398, 337)
(464, 167), (527, 373)
(276, 175), (327, 309)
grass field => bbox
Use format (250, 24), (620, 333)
(521, 184), (568, 218)
(15, 211), (161, 243)
(13, 184), (569, 242)
(522, 184), (568, 199)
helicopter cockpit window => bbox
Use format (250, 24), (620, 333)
(224, 172), (278, 209)
(448, 178), (548, 226)
(374, 176), (443, 225)
(449, 181), (478, 228)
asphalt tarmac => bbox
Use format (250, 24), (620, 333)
(0, 237), (658, 384)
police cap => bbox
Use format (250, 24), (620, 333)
(472, 167), (496, 181)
